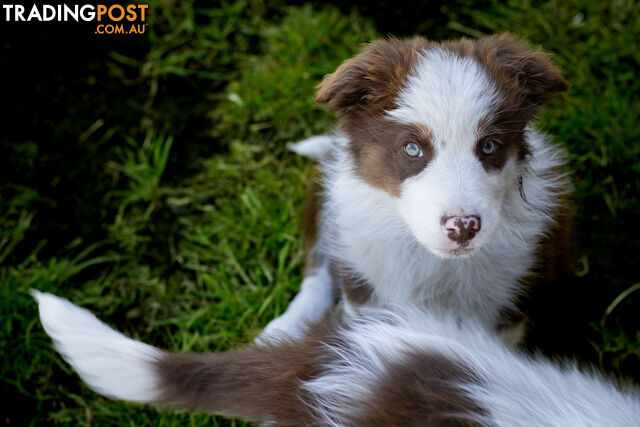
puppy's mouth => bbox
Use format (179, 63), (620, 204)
(427, 244), (478, 259)
(448, 246), (474, 256)
(443, 246), (477, 258)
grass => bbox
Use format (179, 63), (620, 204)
(1, 0), (639, 425)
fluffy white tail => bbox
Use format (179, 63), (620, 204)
(31, 290), (162, 403)
(32, 291), (323, 422)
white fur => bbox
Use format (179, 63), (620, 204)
(31, 290), (162, 403)
(305, 308), (640, 426)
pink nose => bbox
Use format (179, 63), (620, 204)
(442, 215), (481, 246)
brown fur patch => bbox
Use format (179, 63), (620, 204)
(330, 260), (375, 306)
(301, 169), (342, 301)
(461, 34), (568, 112)
(532, 191), (575, 281)
(316, 37), (429, 117)
(347, 120), (434, 196)
(499, 174), (575, 341)
(155, 320), (486, 425)
(356, 351), (486, 426)
(301, 173), (323, 273)
(340, 272), (375, 306)
(302, 176), (321, 255)
(475, 116), (527, 172)
(155, 328), (337, 424)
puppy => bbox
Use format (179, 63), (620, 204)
(33, 291), (639, 425)
(261, 34), (573, 344)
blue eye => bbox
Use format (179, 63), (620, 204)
(482, 140), (497, 155)
(403, 142), (423, 158)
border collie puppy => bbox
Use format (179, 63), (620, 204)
(260, 34), (573, 344)
(33, 291), (639, 425)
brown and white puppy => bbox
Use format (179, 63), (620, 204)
(33, 291), (640, 425)
(261, 34), (573, 345)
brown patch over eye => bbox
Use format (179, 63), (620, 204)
(475, 110), (532, 172)
(346, 118), (434, 196)
(313, 37), (435, 197)
(475, 137), (507, 171)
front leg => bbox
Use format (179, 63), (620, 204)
(256, 256), (335, 344)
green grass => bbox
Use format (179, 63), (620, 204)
(1, 0), (639, 425)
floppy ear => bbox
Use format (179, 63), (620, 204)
(479, 34), (568, 106)
(315, 37), (425, 117)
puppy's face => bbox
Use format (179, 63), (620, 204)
(317, 35), (566, 258)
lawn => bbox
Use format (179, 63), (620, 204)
(1, 0), (639, 425)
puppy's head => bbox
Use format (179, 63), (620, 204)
(317, 34), (567, 258)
